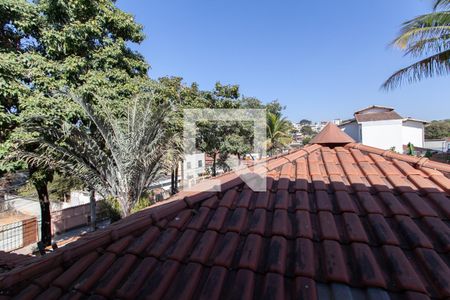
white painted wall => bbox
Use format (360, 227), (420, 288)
(424, 140), (449, 152)
(402, 121), (424, 147)
(361, 119), (403, 152)
(340, 122), (360, 142)
(183, 153), (206, 186)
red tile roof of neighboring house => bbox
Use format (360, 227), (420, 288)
(310, 123), (355, 145)
(355, 111), (404, 122)
(0, 135), (449, 299)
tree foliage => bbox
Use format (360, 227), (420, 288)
(266, 112), (292, 155)
(425, 119), (450, 139)
(383, 0), (450, 89)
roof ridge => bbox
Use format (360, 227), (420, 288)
(0, 144), (323, 288)
(345, 143), (450, 174)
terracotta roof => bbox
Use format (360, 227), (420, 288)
(0, 144), (450, 299)
(309, 123), (355, 145)
(0, 252), (35, 273)
(355, 111), (403, 123)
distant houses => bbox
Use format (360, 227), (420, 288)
(339, 105), (428, 153)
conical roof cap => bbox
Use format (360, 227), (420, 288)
(310, 123), (355, 145)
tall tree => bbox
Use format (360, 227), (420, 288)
(266, 112), (292, 156)
(1, 0), (148, 244)
(383, 0), (450, 89)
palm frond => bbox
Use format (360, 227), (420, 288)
(382, 49), (450, 90)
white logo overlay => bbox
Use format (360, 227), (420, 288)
(183, 109), (267, 192)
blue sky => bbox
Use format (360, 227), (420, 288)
(117, 0), (449, 122)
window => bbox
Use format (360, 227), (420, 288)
(187, 162), (192, 169)
(198, 160), (203, 168)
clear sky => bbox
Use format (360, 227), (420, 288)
(117, 0), (449, 123)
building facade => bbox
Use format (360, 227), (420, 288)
(339, 105), (427, 153)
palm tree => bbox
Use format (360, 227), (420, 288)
(16, 83), (181, 217)
(383, 0), (450, 89)
(266, 112), (292, 156)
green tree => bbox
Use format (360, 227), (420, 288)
(1, 0), (148, 244)
(266, 112), (292, 156)
(300, 125), (314, 136)
(383, 0), (450, 89)
(299, 119), (312, 125)
(425, 119), (450, 139)
(17, 84), (179, 217)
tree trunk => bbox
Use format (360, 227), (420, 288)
(89, 189), (96, 232)
(35, 183), (51, 246)
(170, 168), (176, 195)
(212, 153), (217, 177)
(174, 165), (179, 192)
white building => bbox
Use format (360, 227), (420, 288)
(182, 152), (206, 187)
(424, 138), (450, 153)
(339, 105), (427, 153)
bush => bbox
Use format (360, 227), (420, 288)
(98, 197), (122, 222)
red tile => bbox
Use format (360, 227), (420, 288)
(294, 177), (309, 191)
(294, 238), (315, 277)
(395, 215), (433, 249)
(343, 213), (369, 242)
(207, 207), (229, 231)
(329, 175), (348, 192)
(393, 160), (423, 176)
(147, 228), (179, 257)
(387, 175), (416, 193)
(261, 273), (285, 300)
(226, 208), (249, 233)
(115, 257), (158, 300)
(254, 192), (270, 209)
(308, 157), (322, 176)
(294, 277), (317, 299)
(213, 232), (240, 267)
(335, 191), (357, 213)
(189, 230), (218, 264)
(355, 192), (383, 214)
(228, 269), (255, 300)
(358, 161), (379, 176)
(197, 266), (227, 300)
(318, 211), (340, 241)
(168, 209), (192, 229)
(239, 234), (263, 271)
(367, 214), (400, 246)
(53, 252), (99, 289)
(414, 248), (450, 298)
(186, 207), (210, 230)
(347, 175), (370, 192)
(16, 284), (41, 300)
(351, 243), (386, 288)
(236, 189), (253, 208)
(376, 161), (402, 176)
(167, 229), (197, 261)
(294, 191), (310, 211)
(126, 227), (160, 255)
(202, 195), (219, 208)
(138, 260), (180, 300)
(277, 176), (291, 190)
(311, 174), (327, 191)
(340, 162), (360, 176)
(423, 217), (450, 252)
(94, 254), (137, 297)
(315, 191), (333, 212)
(408, 175), (442, 193)
(366, 175), (390, 192)
(324, 161), (342, 176)
(378, 192), (409, 216)
(266, 236), (288, 274)
(247, 208), (267, 235)
(402, 291), (431, 300)
(295, 211), (313, 239)
(401, 193), (437, 217)
(274, 190), (290, 210)
(33, 267), (63, 289)
(428, 193), (450, 216)
(35, 286), (62, 300)
(74, 253), (116, 293)
(382, 245), (426, 293)
(106, 236), (134, 254)
(219, 189), (238, 208)
(163, 263), (203, 300)
(272, 209), (292, 237)
(322, 240), (350, 283)
(428, 175), (450, 193)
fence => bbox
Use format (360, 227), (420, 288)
(0, 201), (105, 252)
(0, 217), (37, 252)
